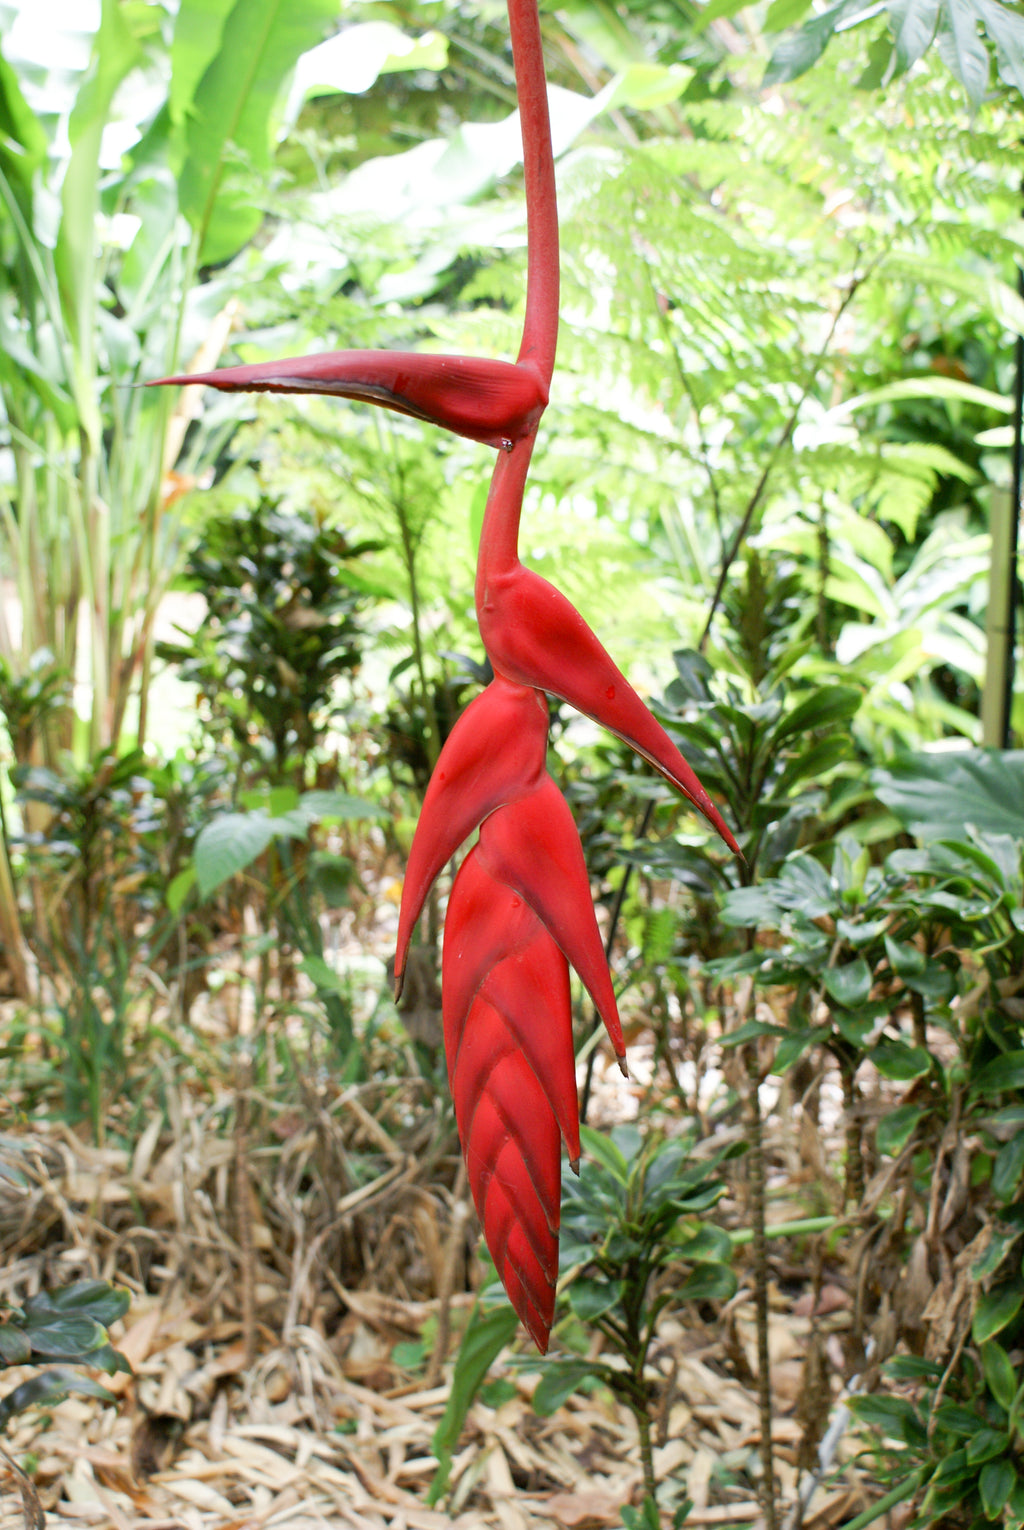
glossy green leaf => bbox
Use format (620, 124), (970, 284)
(194, 813), (278, 899)
(580, 1126), (630, 1185)
(166, 866), (196, 917)
(981, 1340), (1018, 1411)
(974, 1285), (1023, 1343)
(884, 935), (927, 980)
(169, 0), (235, 129)
(22, 1317), (108, 1360)
(971, 1228), (1020, 1281)
(764, 0), (877, 86)
(876, 1104), (924, 1156)
(975, 0), (1024, 95)
(772, 686), (861, 746)
(0, 1324), (30, 1364)
(23, 1282), (130, 1327)
(966, 1427), (1010, 1464)
(873, 752), (1024, 842)
(677, 1263), (737, 1303)
(674, 1225), (734, 1263)
(873, 1045), (932, 1081)
(980, 1459), (1016, 1519)
(0, 1369), (117, 1431)
(993, 1135), (1024, 1201)
(886, 0), (941, 68)
(850, 1392), (926, 1444)
(823, 958), (873, 1008)
(943, 0), (991, 106)
(773, 1028), (825, 1073)
(177, 0), (339, 263)
(298, 790), (382, 823)
(569, 1277), (624, 1322)
(532, 1359), (596, 1416)
(974, 1052), (1024, 1094)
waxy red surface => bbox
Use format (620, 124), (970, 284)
(153, 0), (736, 1350)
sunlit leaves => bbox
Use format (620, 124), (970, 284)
(176, 0), (339, 263)
(761, 0), (1024, 103)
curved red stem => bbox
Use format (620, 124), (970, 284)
(509, 0), (559, 388)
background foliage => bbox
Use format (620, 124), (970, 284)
(1, 0), (1023, 1525)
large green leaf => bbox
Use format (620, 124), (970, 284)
(872, 752), (1024, 841)
(764, 0), (872, 84)
(762, 0), (1024, 96)
(24, 1281), (129, 1328)
(176, 0), (338, 264)
(194, 812), (280, 898)
(941, 0), (991, 105)
(887, 0), (941, 69)
(0, 35), (46, 209)
(975, 0), (1024, 94)
(169, 0), (236, 131)
(973, 1285), (1024, 1344)
(0, 1369), (117, 1431)
(54, 0), (144, 389)
(287, 22), (447, 112)
(532, 1359), (595, 1416)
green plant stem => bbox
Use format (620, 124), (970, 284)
(838, 1054), (865, 1206)
(729, 1215), (838, 1246)
(840, 1474), (921, 1530)
(0, 774), (30, 998)
(698, 258), (871, 651)
(387, 443), (443, 777)
(634, 1398), (657, 1503)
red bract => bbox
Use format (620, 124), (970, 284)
(394, 675), (549, 995)
(475, 778), (625, 1064)
(443, 846), (578, 1350)
(478, 559), (740, 853)
(153, 0), (738, 1351)
(150, 351), (548, 451)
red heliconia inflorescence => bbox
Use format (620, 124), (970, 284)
(151, 0), (737, 1351)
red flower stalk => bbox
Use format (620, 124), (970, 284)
(153, 0), (738, 1350)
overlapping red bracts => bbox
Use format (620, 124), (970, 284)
(442, 848), (577, 1350)
(153, 0), (737, 1350)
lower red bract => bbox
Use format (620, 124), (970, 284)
(443, 848), (572, 1348)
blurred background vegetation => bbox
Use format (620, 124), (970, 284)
(2, 0), (1024, 1524)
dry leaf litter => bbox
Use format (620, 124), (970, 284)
(0, 934), (974, 1530)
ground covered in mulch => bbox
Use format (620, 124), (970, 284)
(0, 1012), (884, 1530)
(0, 833), (936, 1530)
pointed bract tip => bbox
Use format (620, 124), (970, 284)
(569, 1156), (580, 1176)
(393, 968), (405, 1003)
(617, 1056), (629, 1079)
